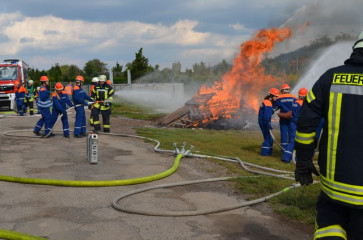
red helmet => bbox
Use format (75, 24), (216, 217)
(40, 76), (49, 82)
(281, 83), (290, 90)
(298, 87), (308, 97)
(75, 75), (84, 82)
(55, 82), (64, 90)
(269, 88), (280, 97)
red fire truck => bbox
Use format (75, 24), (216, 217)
(0, 59), (29, 110)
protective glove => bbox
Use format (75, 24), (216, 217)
(104, 102), (109, 107)
(295, 160), (319, 185)
(267, 123), (273, 130)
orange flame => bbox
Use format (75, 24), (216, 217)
(195, 27), (291, 123)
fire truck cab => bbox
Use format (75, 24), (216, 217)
(0, 59), (29, 110)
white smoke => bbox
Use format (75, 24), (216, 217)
(115, 86), (190, 113)
(272, 0), (362, 57)
(291, 41), (352, 94)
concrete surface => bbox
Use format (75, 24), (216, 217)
(0, 112), (313, 239)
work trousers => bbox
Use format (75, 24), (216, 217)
(51, 110), (70, 137)
(258, 121), (273, 156)
(24, 97), (34, 115)
(92, 106), (110, 133)
(74, 106), (86, 136)
(16, 99), (25, 116)
(279, 118), (296, 161)
(281, 120), (297, 163)
(314, 192), (363, 240)
(34, 108), (52, 135)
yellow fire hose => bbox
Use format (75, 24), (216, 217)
(0, 153), (182, 187)
(0, 229), (47, 240)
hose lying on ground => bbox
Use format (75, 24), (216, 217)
(0, 153), (182, 187)
(112, 178), (300, 216)
(0, 229), (47, 240)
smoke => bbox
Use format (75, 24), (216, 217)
(272, 0), (362, 56)
(292, 41), (352, 94)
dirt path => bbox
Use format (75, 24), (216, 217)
(0, 111), (314, 239)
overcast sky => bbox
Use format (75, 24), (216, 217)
(0, 0), (362, 71)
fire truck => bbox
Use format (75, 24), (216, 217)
(0, 59), (29, 110)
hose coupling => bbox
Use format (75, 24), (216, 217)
(173, 142), (180, 155)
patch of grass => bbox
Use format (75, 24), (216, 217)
(112, 102), (166, 121)
(135, 127), (319, 227)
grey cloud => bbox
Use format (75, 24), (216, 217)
(20, 37), (35, 43)
(44, 30), (59, 35)
(0, 33), (9, 42)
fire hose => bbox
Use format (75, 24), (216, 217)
(0, 229), (47, 240)
(269, 129), (286, 152)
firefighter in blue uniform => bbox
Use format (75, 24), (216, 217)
(258, 88), (279, 156)
(51, 82), (73, 138)
(72, 75), (93, 138)
(282, 87), (308, 162)
(295, 32), (363, 239)
(275, 83), (297, 162)
(33, 76), (53, 137)
(14, 81), (28, 116)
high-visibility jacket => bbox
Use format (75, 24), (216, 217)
(295, 55), (363, 208)
(89, 84), (96, 96)
(25, 85), (35, 99)
(91, 83), (114, 110)
(64, 84), (73, 96)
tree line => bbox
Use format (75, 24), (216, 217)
(28, 34), (353, 91)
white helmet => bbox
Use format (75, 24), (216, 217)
(28, 79), (34, 84)
(98, 75), (106, 82)
(92, 77), (99, 83)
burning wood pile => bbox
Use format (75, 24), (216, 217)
(160, 27), (292, 129)
(159, 93), (214, 128)
(159, 92), (253, 129)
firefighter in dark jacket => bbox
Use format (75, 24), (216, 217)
(295, 32), (363, 239)
(91, 75), (114, 133)
(24, 79), (36, 115)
